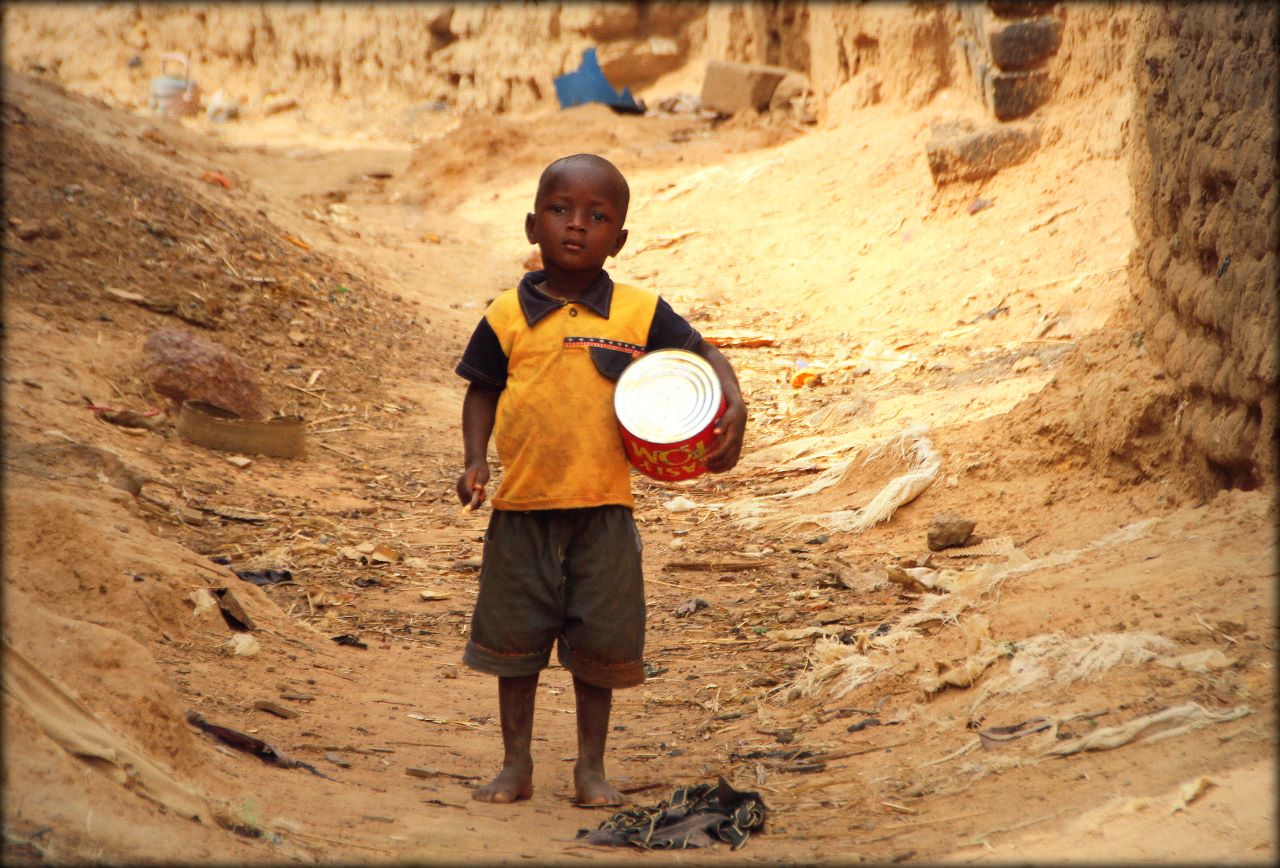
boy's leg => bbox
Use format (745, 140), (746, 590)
(473, 673), (539, 803)
(572, 675), (623, 806)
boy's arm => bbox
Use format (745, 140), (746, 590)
(457, 382), (500, 506)
(693, 339), (746, 473)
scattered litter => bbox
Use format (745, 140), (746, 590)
(553, 47), (643, 113)
(1047, 702), (1251, 757)
(186, 710), (330, 778)
(407, 713), (481, 729)
(235, 569), (293, 586)
(785, 639), (890, 701)
(324, 752), (351, 769)
(419, 590), (450, 601)
(966, 298), (1009, 324)
(666, 558), (765, 572)
(674, 598), (709, 618)
(665, 495), (699, 513)
(332, 635), (368, 649)
(189, 588), (218, 618)
(577, 778), (766, 850)
(967, 197), (994, 215)
(263, 95), (298, 115)
(971, 632), (1179, 709)
(149, 54), (199, 117)
(206, 89), (241, 122)
(977, 718), (1052, 750)
(228, 633), (260, 657)
(253, 700), (299, 719)
(1154, 648), (1235, 672)
(405, 766), (481, 781)
(700, 329), (776, 348)
(89, 403), (167, 431)
(225, 455), (253, 469)
(734, 424), (941, 535)
(201, 170), (232, 189)
(847, 717), (882, 733)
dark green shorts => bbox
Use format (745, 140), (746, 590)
(463, 506), (646, 689)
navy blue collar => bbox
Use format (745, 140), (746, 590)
(517, 270), (614, 325)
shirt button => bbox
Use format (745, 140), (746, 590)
(568, 307), (578, 317)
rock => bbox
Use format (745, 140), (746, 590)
(142, 327), (270, 419)
(927, 511), (976, 551)
(769, 71), (816, 122)
(925, 118), (1040, 185)
(700, 59), (794, 115)
(776, 607), (798, 624)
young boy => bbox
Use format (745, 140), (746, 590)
(453, 154), (746, 806)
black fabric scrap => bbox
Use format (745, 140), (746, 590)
(234, 568), (293, 586)
(185, 711), (332, 779)
(576, 777), (766, 850)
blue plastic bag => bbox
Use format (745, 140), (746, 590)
(554, 48), (644, 113)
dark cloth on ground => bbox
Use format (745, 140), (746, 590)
(576, 777), (767, 850)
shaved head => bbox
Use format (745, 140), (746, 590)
(535, 154), (630, 223)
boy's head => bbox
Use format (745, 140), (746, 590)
(526, 154), (630, 275)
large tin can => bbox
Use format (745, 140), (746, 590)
(614, 349), (724, 481)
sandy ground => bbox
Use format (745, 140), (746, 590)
(2, 47), (1276, 866)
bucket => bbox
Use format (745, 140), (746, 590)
(150, 54), (200, 118)
(614, 349), (724, 481)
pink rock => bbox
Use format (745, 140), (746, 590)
(142, 327), (269, 420)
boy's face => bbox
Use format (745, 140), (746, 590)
(525, 165), (628, 275)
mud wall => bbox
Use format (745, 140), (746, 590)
(1128, 3), (1278, 491)
(0, 3), (703, 115)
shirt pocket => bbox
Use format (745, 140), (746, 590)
(588, 345), (640, 382)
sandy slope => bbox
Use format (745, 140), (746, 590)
(2, 50), (1275, 868)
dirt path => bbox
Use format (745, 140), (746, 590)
(2, 66), (1275, 866)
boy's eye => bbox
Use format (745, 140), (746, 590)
(552, 204), (567, 214)
(591, 212), (607, 222)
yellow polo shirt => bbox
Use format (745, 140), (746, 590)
(456, 271), (701, 511)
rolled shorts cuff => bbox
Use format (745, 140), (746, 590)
(463, 640), (551, 678)
(556, 640), (645, 689)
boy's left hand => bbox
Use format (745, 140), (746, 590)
(705, 398), (746, 473)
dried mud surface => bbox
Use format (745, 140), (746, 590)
(3, 22), (1276, 868)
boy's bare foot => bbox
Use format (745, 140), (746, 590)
(472, 765), (533, 803)
(574, 763), (623, 807)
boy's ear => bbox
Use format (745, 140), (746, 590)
(609, 227), (628, 257)
(524, 212), (537, 244)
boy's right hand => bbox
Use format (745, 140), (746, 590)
(456, 462), (489, 510)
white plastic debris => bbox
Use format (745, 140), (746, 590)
(228, 633), (260, 657)
(665, 495), (699, 513)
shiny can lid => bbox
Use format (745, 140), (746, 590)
(614, 349), (722, 445)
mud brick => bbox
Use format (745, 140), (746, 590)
(985, 1), (1058, 18)
(700, 59), (793, 114)
(985, 15), (1063, 71)
(983, 67), (1052, 120)
(925, 119), (1040, 185)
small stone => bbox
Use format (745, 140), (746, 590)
(776, 607), (798, 624)
(927, 511), (976, 551)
